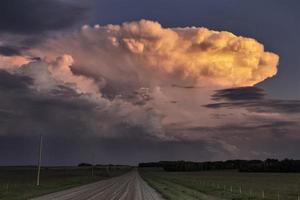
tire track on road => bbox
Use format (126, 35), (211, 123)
(32, 170), (165, 200)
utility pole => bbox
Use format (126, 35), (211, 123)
(91, 165), (94, 177)
(91, 152), (95, 177)
(36, 134), (43, 186)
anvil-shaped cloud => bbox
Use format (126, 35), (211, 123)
(0, 20), (290, 160)
(33, 20), (279, 92)
(1, 20), (279, 96)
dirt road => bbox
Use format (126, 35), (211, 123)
(31, 170), (164, 200)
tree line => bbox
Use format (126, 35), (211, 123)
(139, 159), (300, 172)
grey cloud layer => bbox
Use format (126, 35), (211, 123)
(206, 87), (300, 114)
(0, 70), (162, 141)
(0, 45), (23, 56)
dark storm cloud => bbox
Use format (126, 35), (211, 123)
(0, 0), (87, 34)
(167, 118), (300, 160)
(0, 70), (218, 165)
(0, 70), (32, 90)
(206, 87), (300, 114)
(181, 120), (298, 133)
(0, 45), (23, 56)
(211, 87), (266, 101)
(171, 84), (199, 89)
(0, 68), (161, 141)
(0, 70), (99, 136)
(206, 100), (300, 114)
(0, 71), (230, 165)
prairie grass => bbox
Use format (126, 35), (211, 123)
(141, 168), (300, 200)
(0, 166), (130, 200)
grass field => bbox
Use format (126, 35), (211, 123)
(141, 168), (300, 200)
(0, 166), (131, 200)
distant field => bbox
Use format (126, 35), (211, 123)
(0, 166), (131, 200)
(141, 168), (300, 200)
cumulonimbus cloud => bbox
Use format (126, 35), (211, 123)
(0, 20), (279, 96)
(0, 20), (283, 147)
(3, 20), (300, 161)
(33, 19), (279, 91)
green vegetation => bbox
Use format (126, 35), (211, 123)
(0, 166), (131, 200)
(141, 168), (300, 200)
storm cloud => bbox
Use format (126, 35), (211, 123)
(0, 69), (163, 141)
(206, 87), (300, 114)
(34, 20), (279, 90)
(0, 45), (23, 56)
(1, 19), (298, 165)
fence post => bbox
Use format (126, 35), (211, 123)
(239, 185), (242, 194)
(262, 190), (265, 199)
(230, 186), (233, 192)
(298, 194), (300, 200)
(277, 192), (280, 200)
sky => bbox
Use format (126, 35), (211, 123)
(0, 0), (299, 166)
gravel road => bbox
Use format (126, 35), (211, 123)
(31, 170), (164, 200)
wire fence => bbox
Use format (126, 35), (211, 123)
(195, 180), (300, 200)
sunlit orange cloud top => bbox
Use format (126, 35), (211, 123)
(33, 20), (279, 89)
(0, 55), (30, 70)
(2, 20), (279, 98)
